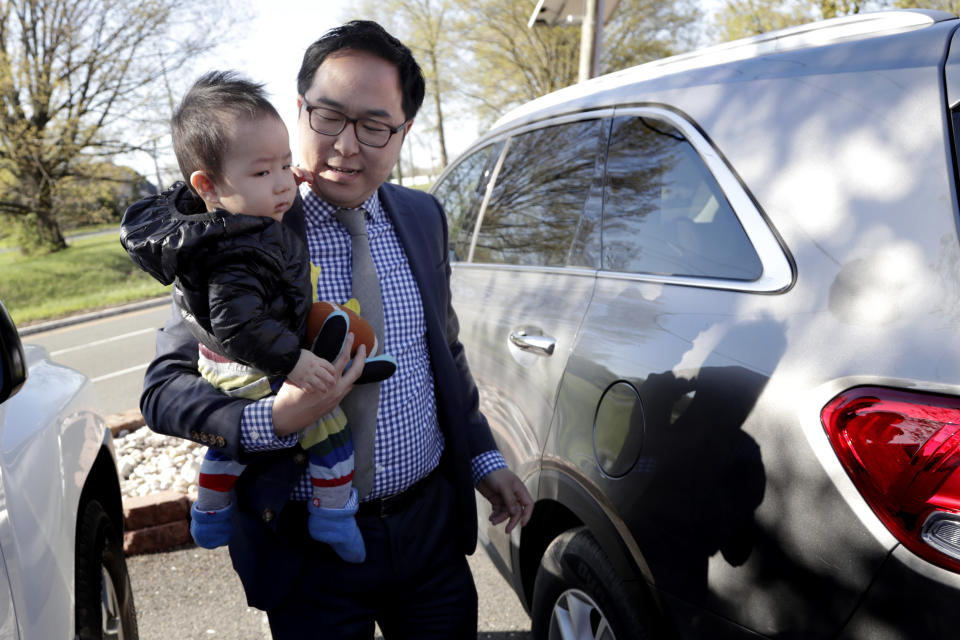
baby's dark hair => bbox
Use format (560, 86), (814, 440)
(172, 70), (283, 186)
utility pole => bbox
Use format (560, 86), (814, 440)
(529, 0), (618, 83)
(579, 0), (604, 82)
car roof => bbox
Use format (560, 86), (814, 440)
(489, 9), (956, 134)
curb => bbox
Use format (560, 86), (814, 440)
(18, 296), (170, 337)
(109, 408), (197, 556)
(123, 491), (193, 556)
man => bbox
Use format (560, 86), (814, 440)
(139, 20), (533, 639)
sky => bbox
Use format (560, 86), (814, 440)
(181, 3), (345, 170)
(125, 2), (350, 184)
(135, 1), (476, 185)
(132, 0), (721, 184)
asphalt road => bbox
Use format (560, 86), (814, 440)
(21, 299), (172, 416)
(21, 301), (533, 639)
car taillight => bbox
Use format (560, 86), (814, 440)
(822, 386), (960, 572)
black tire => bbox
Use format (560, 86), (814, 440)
(531, 527), (655, 640)
(75, 499), (139, 640)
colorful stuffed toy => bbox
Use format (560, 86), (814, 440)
(191, 300), (396, 564)
(306, 299), (397, 384)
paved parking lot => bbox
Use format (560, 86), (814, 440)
(128, 539), (532, 639)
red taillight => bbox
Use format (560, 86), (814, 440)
(822, 386), (960, 572)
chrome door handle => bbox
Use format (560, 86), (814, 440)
(509, 330), (556, 356)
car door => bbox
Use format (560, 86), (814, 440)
(0, 304), (24, 639)
(0, 436), (19, 640)
(440, 114), (609, 563)
(542, 106), (793, 621)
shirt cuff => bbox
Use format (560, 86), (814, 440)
(240, 395), (299, 452)
(471, 450), (508, 487)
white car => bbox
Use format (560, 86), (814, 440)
(0, 300), (137, 639)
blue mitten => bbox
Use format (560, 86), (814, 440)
(190, 502), (234, 549)
(308, 488), (366, 563)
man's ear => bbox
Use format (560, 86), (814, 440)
(401, 118), (414, 141)
(190, 170), (219, 208)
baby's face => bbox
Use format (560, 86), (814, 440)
(215, 115), (296, 221)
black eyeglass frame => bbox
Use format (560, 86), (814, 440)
(302, 101), (408, 148)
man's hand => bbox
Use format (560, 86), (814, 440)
(477, 467), (533, 534)
(272, 335), (366, 437)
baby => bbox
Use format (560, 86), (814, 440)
(121, 71), (394, 562)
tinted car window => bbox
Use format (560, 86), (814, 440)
(603, 115), (762, 280)
(473, 119), (605, 267)
(431, 143), (500, 262)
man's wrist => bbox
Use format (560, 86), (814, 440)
(240, 396), (299, 452)
(471, 450), (507, 487)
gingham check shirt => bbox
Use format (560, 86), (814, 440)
(239, 184), (505, 500)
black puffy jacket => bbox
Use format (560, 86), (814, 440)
(120, 182), (312, 377)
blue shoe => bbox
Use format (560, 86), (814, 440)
(190, 502), (234, 549)
(308, 489), (366, 563)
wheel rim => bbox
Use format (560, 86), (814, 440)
(100, 565), (125, 640)
(548, 588), (616, 640)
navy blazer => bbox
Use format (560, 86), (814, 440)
(140, 182), (497, 610)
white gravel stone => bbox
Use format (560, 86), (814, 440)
(115, 427), (206, 498)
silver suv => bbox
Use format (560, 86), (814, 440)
(432, 9), (960, 639)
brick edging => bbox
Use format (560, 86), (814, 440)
(106, 408), (145, 437)
(122, 491), (193, 555)
(109, 408), (196, 555)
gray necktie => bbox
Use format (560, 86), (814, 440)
(333, 207), (383, 498)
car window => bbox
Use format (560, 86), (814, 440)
(602, 115), (762, 280)
(472, 118), (605, 267)
(431, 143), (500, 262)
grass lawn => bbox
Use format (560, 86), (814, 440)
(0, 230), (169, 326)
(0, 181), (436, 327)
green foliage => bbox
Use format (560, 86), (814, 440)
(442, 0), (702, 127)
(348, 0), (460, 172)
(0, 232), (169, 325)
(711, 0), (816, 40)
(709, 0), (908, 42)
(601, 0), (703, 72)
(346, 0), (704, 155)
(0, 161), (149, 255)
(895, 0), (960, 13)
(53, 163), (152, 231)
(5, 214), (48, 255)
(0, 0), (247, 256)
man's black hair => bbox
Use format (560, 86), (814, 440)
(172, 70), (284, 186)
(297, 20), (426, 122)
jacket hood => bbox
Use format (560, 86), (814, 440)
(120, 182), (272, 285)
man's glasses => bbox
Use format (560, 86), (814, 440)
(302, 103), (407, 148)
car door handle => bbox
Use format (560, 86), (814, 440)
(509, 330), (556, 356)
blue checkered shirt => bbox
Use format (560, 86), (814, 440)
(240, 184), (505, 499)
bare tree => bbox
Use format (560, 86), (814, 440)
(0, 0), (248, 252)
(453, 0), (702, 127)
(347, 0), (455, 171)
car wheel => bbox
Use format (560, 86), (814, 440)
(532, 527), (654, 640)
(75, 499), (138, 640)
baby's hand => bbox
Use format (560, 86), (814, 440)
(291, 166), (314, 186)
(287, 349), (336, 393)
